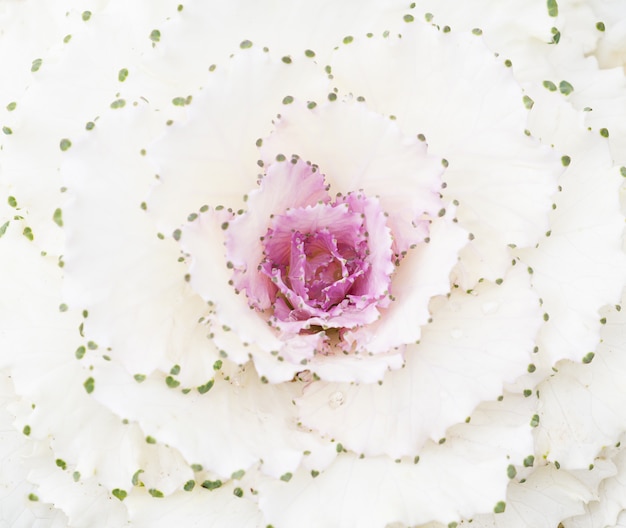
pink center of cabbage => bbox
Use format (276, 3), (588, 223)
(258, 195), (391, 331)
(262, 224), (368, 318)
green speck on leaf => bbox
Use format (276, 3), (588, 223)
(424, 12), (433, 22)
(63, 34), (72, 43)
(528, 363), (536, 373)
(146, 436), (156, 444)
(583, 352), (595, 364)
(472, 28), (483, 35)
(0, 221), (8, 238)
(343, 35), (354, 44)
(523, 95), (534, 109)
(311, 469), (319, 478)
(523, 455), (535, 467)
(6, 101), (16, 111)
(620, 167), (626, 177)
(60, 138), (72, 151)
(59, 303), (68, 312)
(596, 21), (605, 31)
(132, 469), (144, 486)
(403, 14), (414, 22)
(83, 377), (95, 394)
(191, 464), (203, 472)
(165, 376), (180, 388)
(73, 471), (80, 481)
(304, 49), (315, 57)
(201, 479), (222, 490)
(172, 229), (181, 241)
(281, 56), (292, 64)
(282, 95), (294, 105)
(507, 464), (516, 478)
(31, 58), (43, 72)
(280, 472), (292, 482)
(240, 40), (253, 49)
(530, 414), (540, 427)
(8, 196), (17, 207)
(233, 487), (244, 497)
(523, 389), (532, 397)
(547, 0), (558, 17)
(150, 29), (161, 42)
(86, 121), (95, 131)
(543, 80), (557, 91)
(231, 469), (245, 479)
(213, 360), (222, 370)
(183, 480), (195, 491)
(118, 68), (129, 82)
(87, 341), (98, 350)
(170, 364), (181, 375)
(307, 101), (317, 109)
(559, 80), (574, 95)
(23, 425), (31, 436)
(75, 346), (86, 359)
(494, 501), (506, 514)
(82, 11), (91, 21)
(22, 227), (34, 241)
(561, 155), (571, 166)
(148, 488), (164, 498)
(197, 380), (214, 394)
(56, 458), (67, 470)
(53, 208), (63, 227)
(2, 126), (12, 135)
(28, 493), (39, 501)
(110, 99), (126, 109)
(112, 489), (127, 501)
(600, 128), (609, 138)
(172, 97), (187, 106)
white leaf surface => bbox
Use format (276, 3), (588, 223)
(535, 300), (626, 468)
